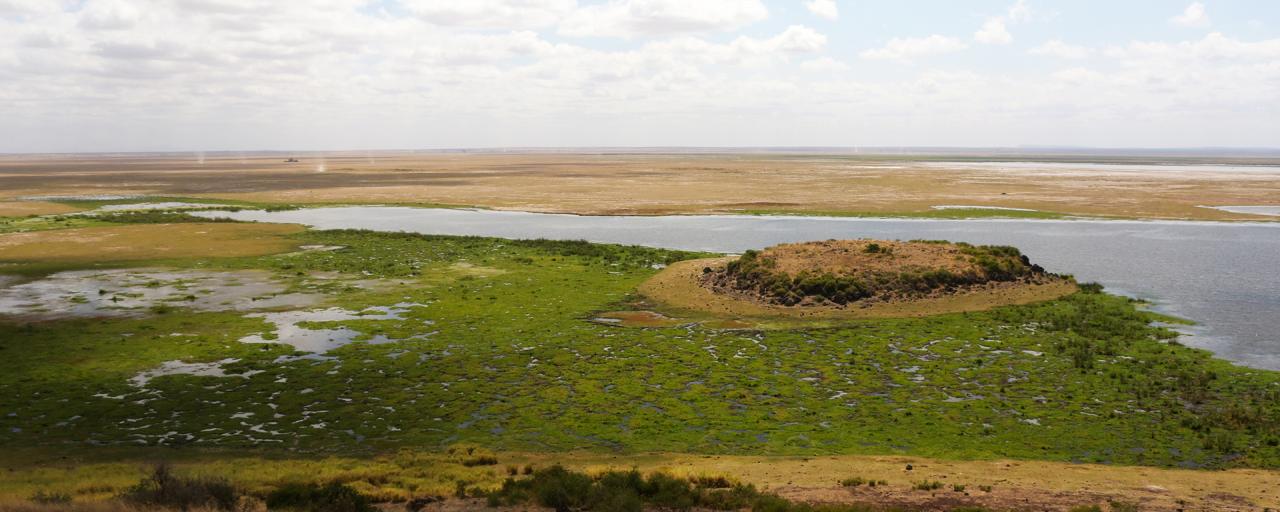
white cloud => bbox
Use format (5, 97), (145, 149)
(640, 25), (826, 67)
(800, 56), (848, 72)
(1106, 32), (1280, 61)
(1029, 40), (1092, 59)
(763, 25), (826, 53)
(558, 0), (768, 38)
(974, 0), (1031, 45)
(0, 0), (61, 16)
(860, 35), (967, 61)
(401, 0), (577, 29)
(1006, 0), (1031, 23)
(804, 0), (838, 21)
(1171, 2), (1210, 28)
(974, 18), (1012, 45)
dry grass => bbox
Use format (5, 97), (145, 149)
(534, 452), (1280, 511)
(3, 451), (1276, 511)
(638, 257), (1076, 323)
(761, 240), (981, 276)
(1, 152), (1277, 220)
(0, 223), (304, 264)
(0, 202), (82, 217)
(0, 502), (236, 512)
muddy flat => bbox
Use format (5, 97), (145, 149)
(2, 152), (1279, 220)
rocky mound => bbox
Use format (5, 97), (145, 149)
(702, 239), (1059, 307)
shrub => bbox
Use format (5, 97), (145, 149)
(28, 490), (72, 504)
(688, 475), (734, 488)
(1079, 282), (1105, 294)
(839, 477), (866, 487)
(839, 476), (885, 488)
(1108, 500), (1139, 512)
(446, 444), (500, 467)
(119, 463), (239, 511)
(913, 480), (944, 491)
(486, 465), (881, 512)
(461, 455), (498, 467)
(265, 482), (374, 512)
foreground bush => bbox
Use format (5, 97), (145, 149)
(265, 482), (374, 512)
(118, 464), (238, 511)
(487, 465), (915, 512)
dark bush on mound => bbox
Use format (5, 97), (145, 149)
(119, 463), (239, 511)
(714, 241), (1051, 306)
(265, 481), (374, 512)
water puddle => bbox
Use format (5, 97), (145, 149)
(931, 205), (1037, 212)
(240, 302), (430, 353)
(1202, 205), (1280, 217)
(0, 268), (321, 321)
(129, 358), (256, 387)
(129, 302), (431, 387)
(591, 310), (685, 328)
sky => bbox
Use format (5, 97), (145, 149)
(1, 0), (1278, 152)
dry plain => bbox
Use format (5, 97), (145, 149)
(1, 152), (1279, 220)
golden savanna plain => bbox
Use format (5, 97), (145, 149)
(1, 152), (1278, 220)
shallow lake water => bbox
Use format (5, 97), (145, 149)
(1206, 205), (1280, 217)
(240, 302), (430, 354)
(198, 207), (1280, 370)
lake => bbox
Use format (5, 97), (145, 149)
(196, 207), (1280, 371)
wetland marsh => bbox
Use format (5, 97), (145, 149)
(2, 198), (1279, 510)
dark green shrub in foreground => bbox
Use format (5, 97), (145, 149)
(28, 490), (72, 504)
(488, 465), (927, 512)
(119, 463), (238, 511)
(266, 481), (374, 512)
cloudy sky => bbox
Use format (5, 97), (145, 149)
(1, 0), (1278, 152)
